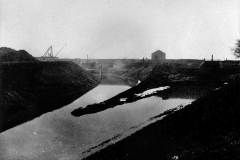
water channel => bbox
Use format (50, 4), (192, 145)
(0, 85), (193, 160)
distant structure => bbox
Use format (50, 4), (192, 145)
(39, 45), (66, 61)
(43, 45), (54, 58)
(151, 50), (166, 62)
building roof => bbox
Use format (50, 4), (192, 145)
(152, 50), (165, 55)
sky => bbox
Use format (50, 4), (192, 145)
(0, 0), (239, 59)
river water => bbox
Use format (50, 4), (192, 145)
(0, 85), (193, 160)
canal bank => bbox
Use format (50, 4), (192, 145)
(0, 47), (99, 132)
(86, 78), (240, 160)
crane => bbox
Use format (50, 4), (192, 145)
(43, 45), (54, 57)
(55, 44), (67, 57)
(42, 44), (66, 58)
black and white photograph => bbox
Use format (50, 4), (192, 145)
(0, 0), (240, 159)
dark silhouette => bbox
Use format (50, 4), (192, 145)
(233, 40), (240, 58)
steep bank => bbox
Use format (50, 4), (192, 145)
(86, 78), (240, 160)
(0, 60), (99, 132)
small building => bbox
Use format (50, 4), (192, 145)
(151, 50), (166, 62)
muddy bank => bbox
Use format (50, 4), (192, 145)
(85, 77), (240, 160)
(0, 60), (99, 132)
(99, 59), (239, 87)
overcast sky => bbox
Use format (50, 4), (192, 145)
(0, 0), (239, 59)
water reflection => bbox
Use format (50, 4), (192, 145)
(0, 85), (193, 160)
(0, 88), (93, 133)
(160, 85), (215, 100)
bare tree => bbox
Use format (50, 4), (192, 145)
(233, 40), (240, 58)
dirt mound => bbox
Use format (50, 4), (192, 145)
(0, 47), (37, 62)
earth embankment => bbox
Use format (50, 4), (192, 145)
(0, 47), (99, 132)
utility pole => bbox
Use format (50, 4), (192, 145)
(99, 64), (103, 81)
